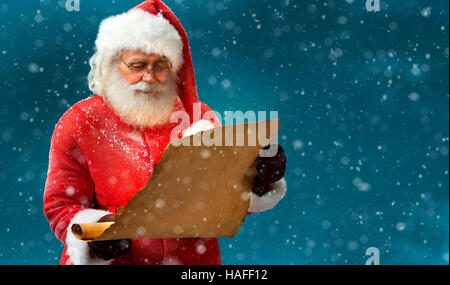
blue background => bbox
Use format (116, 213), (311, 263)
(0, 0), (448, 265)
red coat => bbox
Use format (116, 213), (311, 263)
(43, 95), (223, 265)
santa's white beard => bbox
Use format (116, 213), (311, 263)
(102, 66), (178, 129)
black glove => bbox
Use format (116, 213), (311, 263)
(87, 214), (132, 261)
(251, 144), (286, 197)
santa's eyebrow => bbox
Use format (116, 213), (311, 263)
(153, 58), (170, 64)
(127, 57), (169, 65)
(127, 58), (148, 64)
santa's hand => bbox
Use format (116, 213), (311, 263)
(251, 144), (286, 197)
(87, 214), (131, 261)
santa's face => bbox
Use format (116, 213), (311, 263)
(102, 49), (179, 129)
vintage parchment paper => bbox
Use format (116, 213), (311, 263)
(95, 119), (279, 240)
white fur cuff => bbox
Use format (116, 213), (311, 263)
(182, 119), (215, 137)
(248, 178), (287, 213)
(66, 209), (112, 265)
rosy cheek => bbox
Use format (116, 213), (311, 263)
(118, 65), (140, 84)
(127, 75), (141, 84)
(122, 73), (141, 84)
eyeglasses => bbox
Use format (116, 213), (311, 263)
(120, 56), (172, 79)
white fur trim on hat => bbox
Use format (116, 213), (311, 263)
(66, 209), (112, 265)
(182, 119), (215, 137)
(95, 9), (184, 72)
(248, 178), (287, 213)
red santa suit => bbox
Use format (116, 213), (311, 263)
(43, 0), (287, 265)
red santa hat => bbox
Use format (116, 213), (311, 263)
(94, 0), (199, 123)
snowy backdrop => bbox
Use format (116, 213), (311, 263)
(0, 0), (448, 264)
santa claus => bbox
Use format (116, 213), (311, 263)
(43, 0), (287, 265)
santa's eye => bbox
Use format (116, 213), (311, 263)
(154, 64), (169, 70)
(130, 63), (146, 69)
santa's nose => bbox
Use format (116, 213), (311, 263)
(141, 71), (157, 83)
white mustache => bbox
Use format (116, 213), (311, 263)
(132, 81), (165, 93)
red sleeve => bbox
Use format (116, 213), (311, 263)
(43, 105), (95, 244)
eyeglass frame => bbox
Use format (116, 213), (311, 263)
(119, 55), (173, 79)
